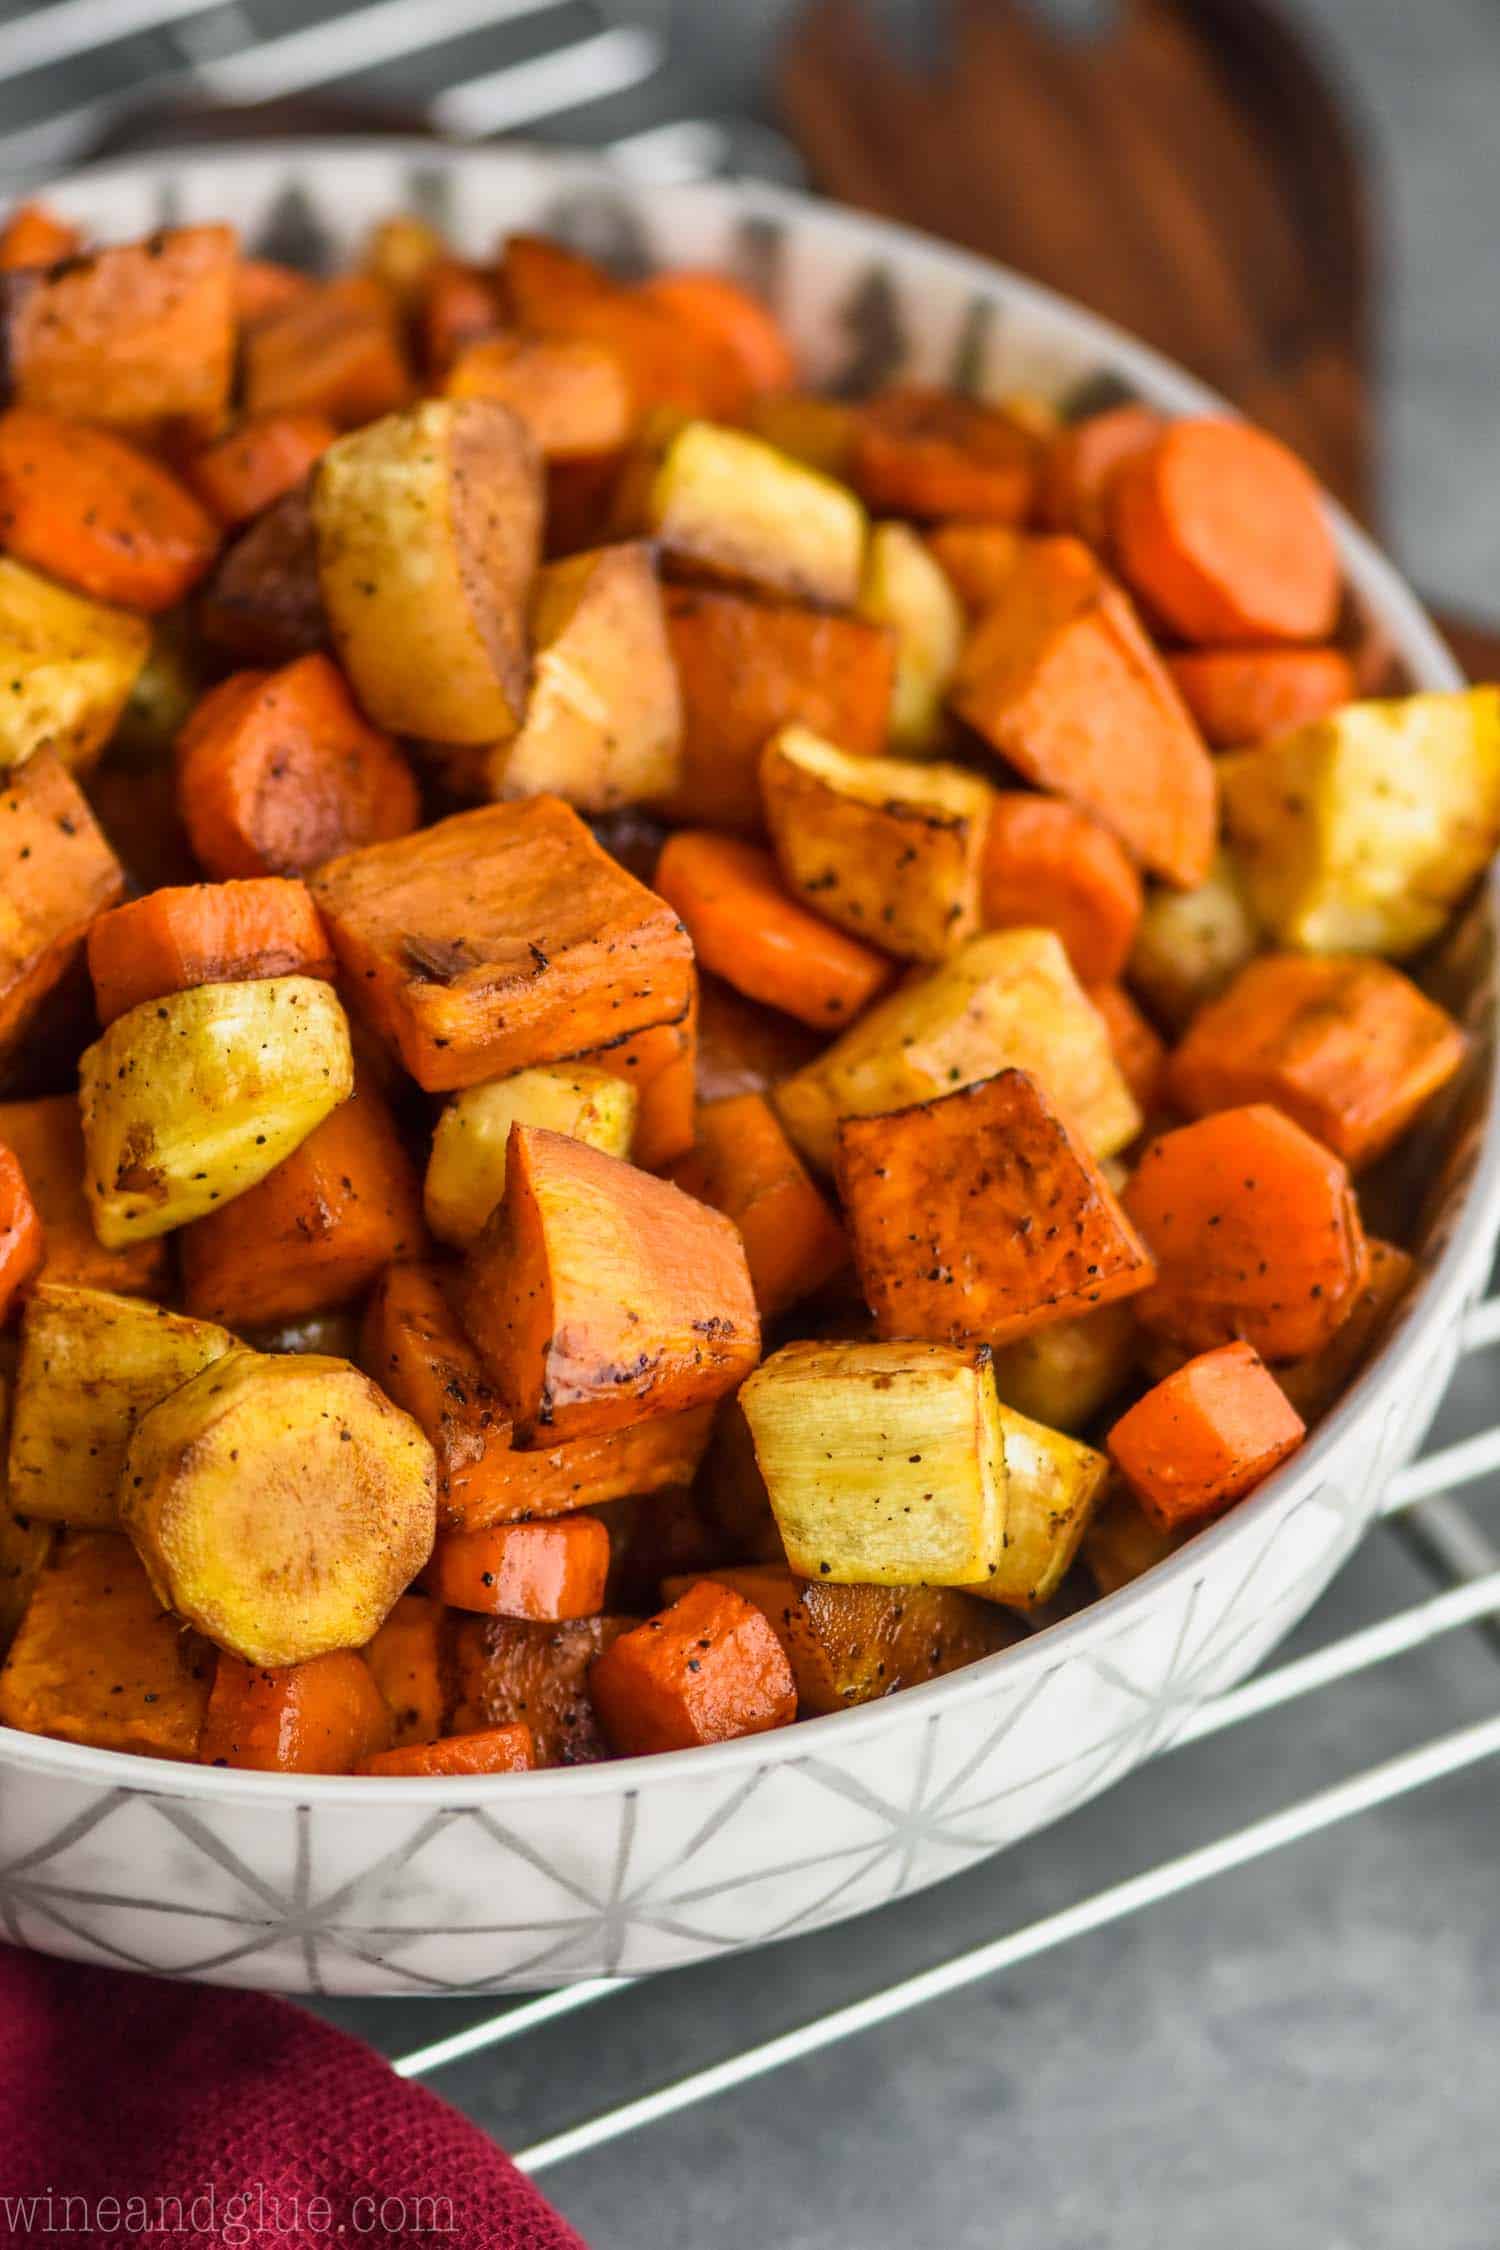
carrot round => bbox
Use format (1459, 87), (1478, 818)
(360, 1724), (537, 1776)
(185, 413), (337, 529)
(852, 386), (1039, 521)
(672, 1090), (847, 1317)
(639, 271), (799, 397)
(175, 652), (420, 879)
(0, 202), (79, 270)
(1037, 402), (1163, 547)
(1164, 646), (1356, 747)
(0, 409), (219, 612)
(199, 1650), (392, 1773)
(589, 1579), (797, 1755)
(425, 1516), (612, 1621)
(654, 831), (893, 1030)
(1108, 1341), (1306, 1530)
(1110, 419), (1340, 646)
(980, 792), (1144, 985)
(0, 1143), (44, 1321)
(87, 877), (335, 1027)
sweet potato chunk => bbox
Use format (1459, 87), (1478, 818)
(589, 1578), (796, 1754)
(363, 1589), (447, 1748)
(1108, 1341), (1306, 1528)
(199, 1648), (391, 1773)
(0, 1531), (213, 1759)
(671, 1092), (846, 1318)
(0, 203), (80, 272)
(310, 796), (694, 1093)
(502, 234), (743, 422)
(123, 1348), (436, 1668)
(463, 1124), (759, 1444)
(0, 751), (124, 1065)
(446, 333), (632, 460)
(448, 1612), (635, 1766)
(196, 482), (326, 667)
(425, 1516), (611, 1621)
(242, 276), (410, 428)
(87, 877), (335, 1027)
(0, 1144), (42, 1320)
(0, 558), (149, 775)
(1123, 1105), (1371, 1363)
(1086, 981), (1167, 1112)
(644, 421), (866, 608)
(425, 1065), (636, 1250)
(0, 1094), (166, 1296)
(837, 1069), (1156, 1347)
(1037, 403), (1164, 546)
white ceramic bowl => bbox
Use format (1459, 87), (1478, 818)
(0, 142), (1493, 1998)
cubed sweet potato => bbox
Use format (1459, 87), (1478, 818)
(0, 1094), (167, 1297)
(242, 276), (410, 428)
(1108, 1341), (1306, 1528)
(0, 750), (124, 1066)
(446, 332), (633, 460)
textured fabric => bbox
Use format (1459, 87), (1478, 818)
(0, 1947), (590, 2248)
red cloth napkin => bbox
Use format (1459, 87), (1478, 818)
(0, 1947), (591, 2248)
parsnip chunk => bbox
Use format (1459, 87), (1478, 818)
(425, 1065), (636, 1249)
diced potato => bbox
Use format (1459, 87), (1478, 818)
(774, 928), (1141, 1171)
(644, 420), (867, 609)
(0, 556), (149, 775)
(739, 1339), (1008, 1586)
(122, 1349), (436, 1667)
(9, 1283), (235, 1528)
(1219, 690), (1500, 958)
(0, 1374), (51, 1656)
(964, 1403), (1110, 1612)
(990, 1301), (1139, 1433)
(79, 975), (354, 1246)
(857, 521), (965, 753)
(424, 1065), (637, 1249)
(487, 543), (683, 811)
(1127, 849), (1262, 1031)
(312, 398), (542, 745)
(760, 724), (992, 961)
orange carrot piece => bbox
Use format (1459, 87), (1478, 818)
(1108, 1341), (1305, 1529)
(1037, 402), (1164, 546)
(418, 257), (504, 377)
(659, 587), (896, 831)
(425, 1516), (612, 1621)
(0, 751), (124, 1065)
(502, 235), (742, 422)
(87, 876), (335, 1027)
(1086, 981), (1167, 1113)
(638, 270), (798, 396)
(0, 1143), (43, 1321)
(445, 333), (632, 461)
(1277, 1237), (1413, 1423)
(672, 1091), (846, 1317)
(0, 202), (79, 271)
(0, 408), (218, 611)
(655, 831), (892, 1030)
(199, 1650), (392, 1773)
(1123, 1104), (1371, 1363)
(360, 1723), (536, 1776)
(235, 258), (314, 326)
(185, 412), (337, 529)
(926, 522), (1025, 615)
(836, 1068), (1156, 1346)
(579, 1000), (698, 1171)
(1110, 419), (1340, 646)
(241, 276), (410, 428)
(363, 1591), (448, 1747)
(590, 1578), (797, 1754)
(1164, 646), (1356, 747)
(180, 1073), (426, 1327)
(852, 386), (1040, 521)
(980, 792), (1144, 984)
(695, 974), (822, 1102)
(951, 536), (1216, 889)
(1166, 954), (1467, 1173)
(0, 1094), (166, 1297)
(175, 652), (419, 879)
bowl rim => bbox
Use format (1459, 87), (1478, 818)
(1, 136), (1491, 1807)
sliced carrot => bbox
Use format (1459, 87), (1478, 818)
(926, 522), (1026, 615)
(418, 257), (504, 378)
(185, 412), (337, 530)
(1086, 981), (1167, 1113)
(1277, 1238), (1413, 1422)
(242, 276), (410, 428)
(1110, 419), (1340, 646)
(179, 1072), (426, 1327)
(1123, 1103), (1371, 1363)
(87, 876), (335, 1027)
(1037, 403), (1164, 547)
(1164, 646), (1356, 747)
(589, 1578), (797, 1754)
(1166, 954), (1467, 1172)
(672, 1091), (846, 1318)
(0, 409), (218, 612)
(0, 1144), (43, 1321)
(638, 270), (799, 397)
(578, 1000), (698, 1172)
(654, 831), (893, 1030)
(0, 751), (124, 1066)
(199, 1649), (392, 1773)
(235, 258), (314, 327)
(360, 1724), (536, 1776)
(695, 974), (822, 1102)
(363, 1591), (447, 1747)
(502, 234), (742, 422)
(425, 1516), (612, 1621)
(175, 652), (420, 879)
(445, 333), (632, 462)
(852, 387), (1040, 521)
(1108, 1341), (1306, 1529)
(980, 792), (1144, 984)
(0, 203), (80, 271)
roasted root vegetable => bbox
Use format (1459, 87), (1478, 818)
(361, 1724), (536, 1777)
(989, 1301), (1139, 1434)
(0, 202), (79, 270)
(448, 1612), (635, 1766)
(642, 421), (866, 609)
(0, 556), (148, 774)
(0, 1145), (42, 1321)
(581, 1007), (697, 1172)
(242, 276), (410, 428)
(1166, 646), (1356, 747)
(589, 1578), (797, 1754)
(312, 399), (542, 745)
(1108, 1342), (1306, 1528)
(1085, 981), (1167, 1113)
(740, 1339), (1008, 1586)
(199, 1648), (392, 1773)
(1127, 849), (1261, 1029)
(501, 234), (743, 422)
(463, 1123), (760, 1444)
(87, 877), (335, 1027)
(0, 1378), (50, 1657)
(185, 413), (337, 530)
(79, 975), (354, 1246)
(1275, 1238), (1413, 1422)
(836, 1069), (1155, 1346)
(695, 975), (822, 1105)
(425, 1515), (611, 1621)
(671, 1091), (846, 1318)
(980, 793), (1143, 986)
(9, 1283), (234, 1528)
(309, 796), (693, 1092)
(851, 387), (1038, 521)
(0, 1094), (167, 1298)
(424, 1065), (636, 1250)
(857, 520), (966, 752)
(196, 483), (326, 667)
(925, 521), (1024, 614)
(1037, 402), (1163, 546)
(774, 928), (1141, 1172)
(1218, 690), (1500, 957)
(638, 270), (798, 398)
(1081, 1477), (1187, 1596)
(362, 1590), (447, 1746)
(445, 334), (632, 460)
(0, 751), (124, 1063)
(123, 1348), (435, 1668)
(760, 725), (992, 962)
(968, 1402), (1110, 1612)
(0, 410), (219, 613)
